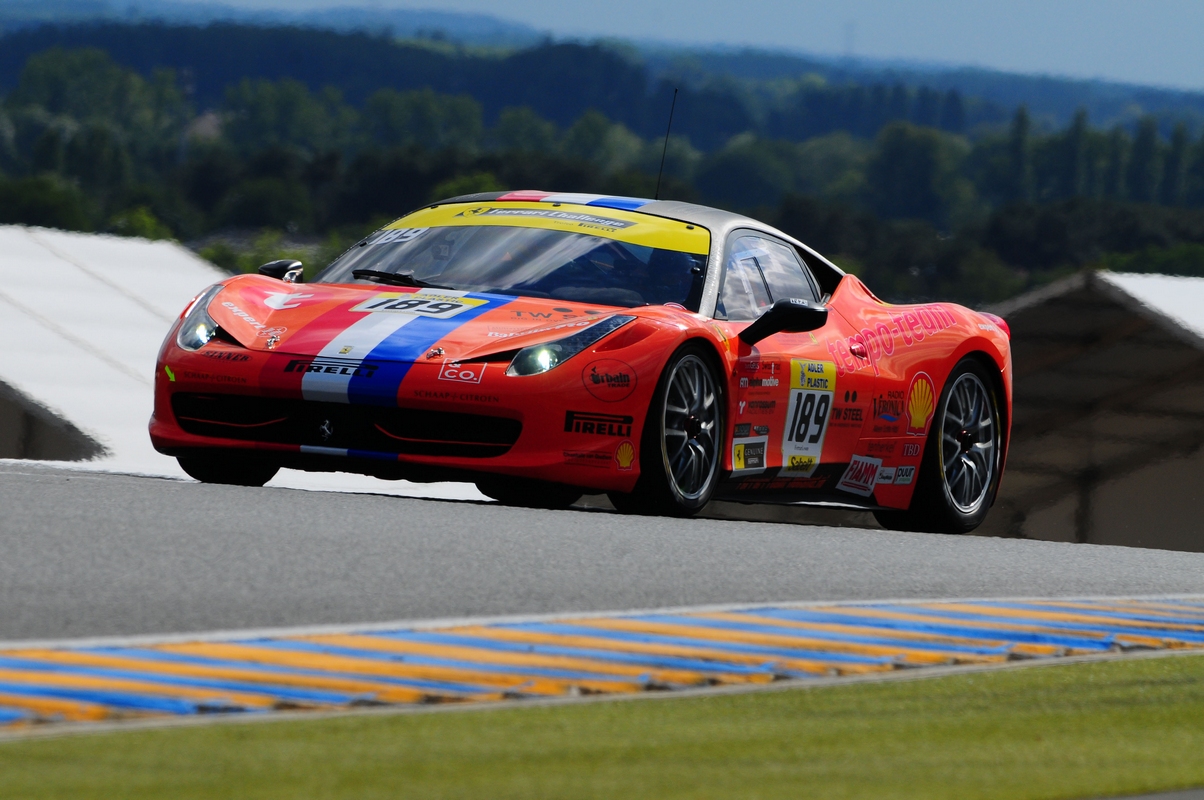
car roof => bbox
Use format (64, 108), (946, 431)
(433, 190), (847, 296)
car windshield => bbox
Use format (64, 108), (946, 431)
(314, 225), (708, 310)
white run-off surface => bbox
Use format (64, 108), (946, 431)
(0, 225), (484, 501)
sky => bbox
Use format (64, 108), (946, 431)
(217, 0), (1204, 90)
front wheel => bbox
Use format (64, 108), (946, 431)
(178, 455), (279, 487)
(874, 358), (1003, 534)
(608, 343), (724, 516)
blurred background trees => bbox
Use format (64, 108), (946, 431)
(5, 25), (1204, 305)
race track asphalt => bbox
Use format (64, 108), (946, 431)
(3, 461), (1204, 643)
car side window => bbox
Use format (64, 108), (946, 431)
(716, 243), (772, 321)
(747, 236), (819, 304)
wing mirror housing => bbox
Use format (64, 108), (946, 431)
(738, 298), (828, 346)
(258, 259), (304, 283)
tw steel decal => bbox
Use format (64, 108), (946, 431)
(781, 360), (836, 477)
(828, 304), (959, 377)
(564, 411), (633, 437)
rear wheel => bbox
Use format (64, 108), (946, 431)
(874, 358), (1002, 534)
(476, 476), (582, 509)
(178, 455), (279, 487)
(608, 343), (723, 516)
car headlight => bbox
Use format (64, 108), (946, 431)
(177, 285), (224, 351)
(506, 315), (636, 376)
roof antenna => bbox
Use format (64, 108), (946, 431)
(654, 87), (678, 201)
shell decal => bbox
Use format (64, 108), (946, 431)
(615, 440), (636, 470)
(906, 372), (936, 436)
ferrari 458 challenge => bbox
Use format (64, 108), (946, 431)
(151, 190), (1012, 533)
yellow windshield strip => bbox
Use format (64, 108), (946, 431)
(386, 202), (710, 255)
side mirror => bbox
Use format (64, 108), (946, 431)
(258, 259), (304, 283)
(738, 298), (828, 346)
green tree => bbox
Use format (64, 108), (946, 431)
(1004, 106), (1033, 203)
(491, 106), (558, 153)
(1060, 109), (1089, 199)
(1103, 125), (1129, 199)
(939, 90), (965, 133)
(6, 48), (189, 159)
(363, 88), (482, 152)
(560, 110), (643, 174)
(0, 174), (91, 229)
(1161, 122), (1189, 206)
(222, 79), (354, 155)
(1126, 116), (1161, 203)
(865, 122), (972, 226)
(63, 122), (131, 196)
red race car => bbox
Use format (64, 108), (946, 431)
(151, 191), (1012, 533)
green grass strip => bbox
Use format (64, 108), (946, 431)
(5, 654), (1204, 799)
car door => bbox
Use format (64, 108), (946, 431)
(717, 232), (876, 501)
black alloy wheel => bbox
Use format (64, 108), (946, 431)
(177, 455), (280, 487)
(609, 342), (723, 516)
(874, 357), (1003, 534)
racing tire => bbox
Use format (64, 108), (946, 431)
(476, 476), (582, 510)
(873, 357), (1003, 534)
(177, 456), (280, 487)
(607, 342), (724, 517)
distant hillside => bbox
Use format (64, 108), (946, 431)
(643, 46), (1204, 134)
(5, 4), (1204, 133)
(0, 0), (543, 46)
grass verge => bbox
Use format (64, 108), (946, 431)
(4, 654), (1204, 799)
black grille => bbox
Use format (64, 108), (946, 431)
(172, 393), (521, 458)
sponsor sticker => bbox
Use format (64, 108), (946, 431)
(894, 465), (916, 485)
(457, 206), (635, 230)
(564, 411), (633, 437)
(732, 436), (768, 475)
(837, 455), (883, 497)
(263, 292), (312, 310)
(902, 442), (921, 458)
(582, 359), (637, 402)
(199, 351), (250, 362)
(614, 440), (636, 470)
(438, 361), (486, 384)
(563, 449), (613, 469)
(781, 359), (836, 477)
(351, 290), (487, 318)
(285, 357), (378, 378)
(366, 228), (429, 245)
(876, 466), (897, 484)
(906, 372), (937, 436)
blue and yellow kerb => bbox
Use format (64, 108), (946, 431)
(2, 597), (1202, 730)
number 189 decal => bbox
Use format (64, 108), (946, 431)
(781, 359), (836, 476)
(351, 290), (487, 318)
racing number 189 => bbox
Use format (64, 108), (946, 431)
(787, 391), (830, 445)
(365, 298), (463, 315)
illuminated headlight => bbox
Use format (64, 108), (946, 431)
(506, 315), (636, 376)
(176, 285), (224, 351)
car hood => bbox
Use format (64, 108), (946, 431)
(205, 275), (637, 363)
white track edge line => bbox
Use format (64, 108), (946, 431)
(4, 593), (1204, 651)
